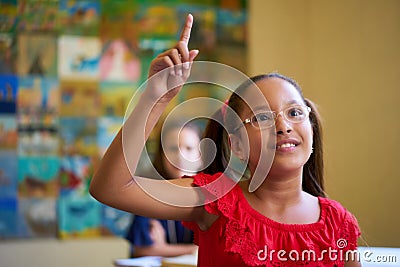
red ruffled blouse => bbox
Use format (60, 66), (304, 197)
(182, 172), (361, 267)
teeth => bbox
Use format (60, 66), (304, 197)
(277, 143), (296, 149)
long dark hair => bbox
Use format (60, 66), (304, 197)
(202, 73), (326, 197)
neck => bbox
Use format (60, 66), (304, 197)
(250, 169), (304, 207)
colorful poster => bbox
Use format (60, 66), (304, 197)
(135, 4), (178, 39)
(58, 0), (100, 35)
(176, 4), (217, 60)
(101, 205), (131, 237)
(0, 197), (18, 238)
(60, 80), (99, 117)
(59, 155), (93, 190)
(17, 0), (59, 32)
(100, 40), (141, 82)
(97, 116), (123, 157)
(100, 0), (139, 42)
(18, 76), (59, 156)
(58, 189), (101, 239)
(18, 197), (57, 238)
(0, 0), (18, 33)
(59, 117), (98, 156)
(137, 38), (175, 84)
(0, 150), (18, 199)
(216, 8), (247, 45)
(0, 74), (17, 114)
(58, 35), (101, 79)
(99, 81), (134, 117)
(215, 9), (247, 72)
(18, 156), (60, 198)
(0, 33), (17, 74)
(17, 33), (57, 76)
(0, 115), (17, 149)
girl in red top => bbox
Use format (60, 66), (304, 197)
(90, 14), (361, 266)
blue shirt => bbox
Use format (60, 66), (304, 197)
(125, 215), (193, 247)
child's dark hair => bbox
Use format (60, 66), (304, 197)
(202, 73), (326, 197)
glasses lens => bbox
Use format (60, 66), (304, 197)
(284, 105), (309, 122)
(251, 111), (275, 128)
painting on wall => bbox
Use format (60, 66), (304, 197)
(0, 33), (17, 74)
(58, 36), (101, 80)
(17, 34), (57, 76)
(0, 75), (17, 114)
(58, 0), (100, 36)
(58, 189), (102, 239)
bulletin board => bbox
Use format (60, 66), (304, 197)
(0, 0), (247, 239)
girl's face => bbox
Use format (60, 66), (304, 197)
(237, 78), (313, 176)
(162, 127), (202, 178)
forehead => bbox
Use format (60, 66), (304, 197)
(163, 127), (200, 145)
(243, 78), (304, 111)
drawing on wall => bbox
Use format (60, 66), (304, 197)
(58, 35), (101, 79)
(17, 34), (57, 76)
(18, 156), (60, 198)
(60, 80), (99, 117)
(59, 155), (92, 190)
(0, 75), (17, 114)
(99, 39), (141, 82)
(58, 189), (101, 239)
(58, 0), (100, 35)
(0, 33), (17, 74)
(101, 205), (131, 237)
(0, 150), (18, 199)
(0, 0), (18, 33)
(18, 76), (59, 156)
(97, 116), (123, 157)
(100, 0), (139, 42)
(99, 81), (134, 117)
(59, 117), (98, 157)
(17, 0), (59, 32)
(0, 197), (18, 238)
(0, 115), (17, 149)
(18, 197), (57, 238)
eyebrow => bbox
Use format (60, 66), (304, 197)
(251, 100), (302, 112)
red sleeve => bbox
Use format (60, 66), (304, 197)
(181, 172), (237, 245)
(341, 210), (361, 251)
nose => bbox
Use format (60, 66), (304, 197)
(275, 114), (292, 135)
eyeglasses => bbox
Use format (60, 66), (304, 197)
(236, 104), (311, 131)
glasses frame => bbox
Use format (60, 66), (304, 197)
(235, 104), (312, 132)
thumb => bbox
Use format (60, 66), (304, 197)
(189, 49), (199, 61)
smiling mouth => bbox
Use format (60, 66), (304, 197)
(276, 143), (298, 149)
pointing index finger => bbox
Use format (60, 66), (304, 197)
(179, 14), (193, 45)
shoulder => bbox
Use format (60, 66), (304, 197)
(320, 197), (357, 221)
(319, 197), (361, 243)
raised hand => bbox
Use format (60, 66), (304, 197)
(146, 14), (199, 103)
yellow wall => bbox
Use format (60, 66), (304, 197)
(249, 0), (400, 247)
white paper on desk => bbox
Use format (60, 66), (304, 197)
(114, 256), (162, 267)
(162, 254), (198, 265)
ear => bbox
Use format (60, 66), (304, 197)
(228, 133), (247, 161)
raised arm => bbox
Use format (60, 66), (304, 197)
(89, 15), (203, 222)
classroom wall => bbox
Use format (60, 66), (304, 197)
(249, 0), (400, 247)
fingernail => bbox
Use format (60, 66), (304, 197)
(183, 62), (190, 69)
